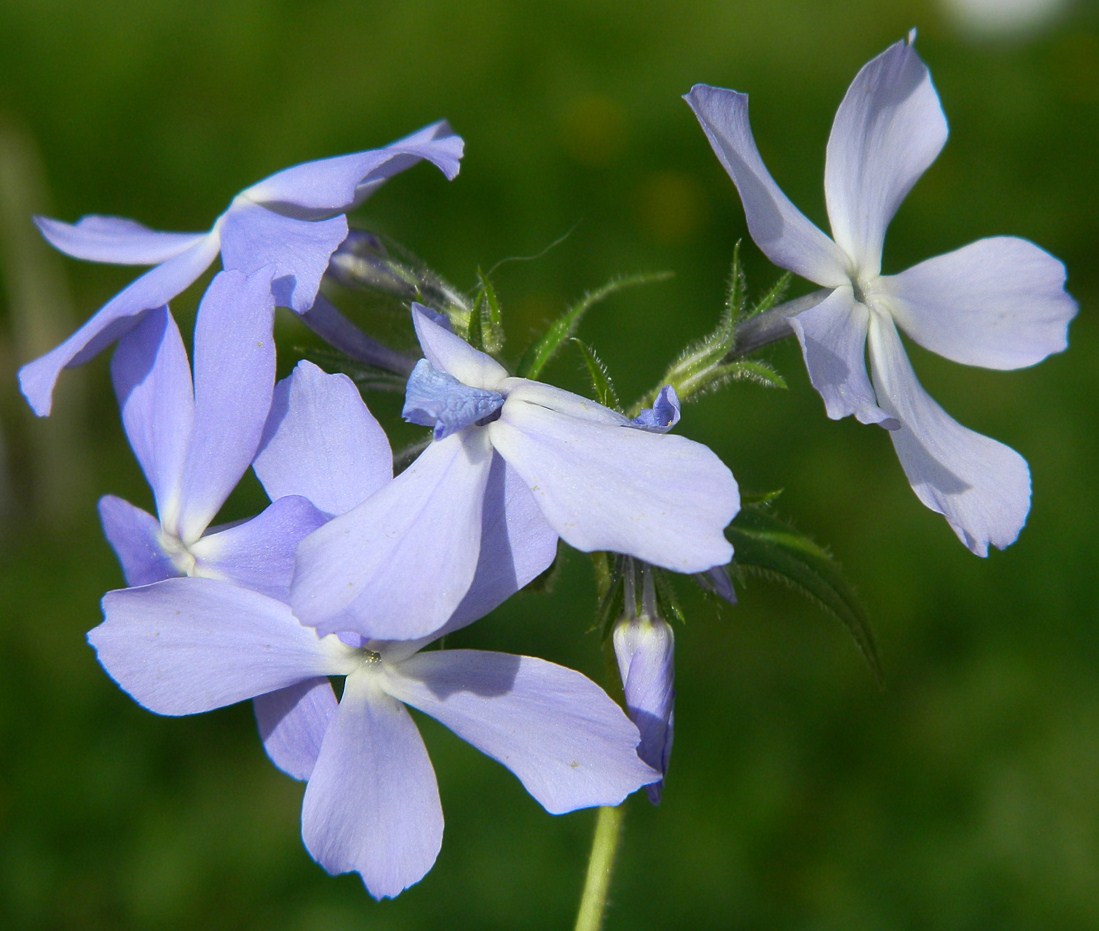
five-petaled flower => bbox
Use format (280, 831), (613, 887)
(290, 304), (741, 642)
(20, 122), (463, 416)
(687, 34), (1076, 555)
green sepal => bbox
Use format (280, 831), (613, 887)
(516, 271), (673, 381)
(728, 496), (884, 688)
(467, 269), (505, 354)
(740, 270), (792, 325)
(570, 338), (622, 411)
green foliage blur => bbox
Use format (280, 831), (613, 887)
(1, 1), (1096, 927)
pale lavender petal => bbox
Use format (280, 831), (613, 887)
(825, 38), (947, 273)
(403, 359), (505, 439)
(191, 495), (328, 601)
(291, 431), (494, 640)
(110, 307), (194, 522)
(441, 455), (559, 636)
(98, 494), (176, 586)
(685, 85), (848, 287)
(219, 205), (348, 313)
(241, 121), (463, 215)
(489, 386), (738, 572)
(254, 360), (393, 517)
(301, 670), (443, 899)
(254, 678), (337, 781)
(867, 314), (1030, 555)
(882, 237), (1077, 370)
(386, 650), (658, 813)
(788, 287), (898, 427)
(175, 269), (277, 543)
(91, 577), (355, 715)
(18, 234), (220, 417)
(613, 617), (675, 804)
(35, 215), (207, 265)
(411, 303), (509, 389)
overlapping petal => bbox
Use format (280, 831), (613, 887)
(97, 495), (177, 587)
(110, 307), (194, 523)
(301, 671), (443, 900)
(882, 237), (1076, 370)
(91, 577), (356, 715)
(176, 268), (277, 543)
(867, 314), (1031, 555)
(254, 678), (338, 782)
(254, 360), (393, 517)
(18, 233), (221, 416)
(788, 288), (897, 427)
(685, 85), (848, 287)
(291, 430), (495, 639)
(411, 303), (508, 389)
(386, 650), (658, 814)
(824, 37), (947, 272)
(488, 384), (737, 572)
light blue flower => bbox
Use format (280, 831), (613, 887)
(687, 36), (1076, 554)
(20, 122), (463, 416)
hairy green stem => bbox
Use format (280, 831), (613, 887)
(574, 804), (626, 931)
(726, 288), (829, 360)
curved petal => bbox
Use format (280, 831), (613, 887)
(685, 85), (848, 287)
(386, 650), (658, 814)
(881, 237), (1077, 370)
(91, 577), (356, 716)
(489, 391), (738, 572)
(35, 215), (207, 265)
(191, 495), (328, 601)
(254, 361), (393, 517)
(440, 455), (559, 636)
(18, 234), (220, 417)
(110, 307), (194, 520)
(253, 678), (337, 782)
(219, 204), (348, 313)
(411, 303), (509, 389)
(301, 670), (443, 900)
(613, 617), (675, 805)
(175, 269), (277, 543)
(825, 38), (947, 272)
(788, 287), (898, 427)
(291, 431), (494, 640)
(241, 121), (463, 216)
(867, 314), (1030, 555)
(98, 494), (177, 587)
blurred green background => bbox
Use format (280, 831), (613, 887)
(1, 0), (1096, 928)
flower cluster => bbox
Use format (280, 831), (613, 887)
(18, 34), (1074, 905)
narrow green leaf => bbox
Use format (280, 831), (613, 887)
(570, 338), (621, 411)
(725, 240), (749, 325)
(744, 270), (792, 321)
(474, 268), (505, 354)
(728, 502), (884, 687)
(516, 271), (673, 380)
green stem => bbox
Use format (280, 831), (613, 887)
(573, 804), (626, 931)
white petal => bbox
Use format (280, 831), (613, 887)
(490, 389), (738, 572)
(825, 38), (947, 273)
(301, 670), (443, 899)
(411, 303), (508, 389)
(685, 85), (848, 287)
(867, 314), (1030, 555)
(881, 237), (1077, 370)
(788, 287), (898, 427)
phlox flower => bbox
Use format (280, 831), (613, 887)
(100, 268), (326, 600)
(290, 304), (740, 642)
(686, 35), (1076, 555)
(20, 122), (463, 416)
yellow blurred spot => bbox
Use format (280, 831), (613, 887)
(635, 172), (708, 244)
